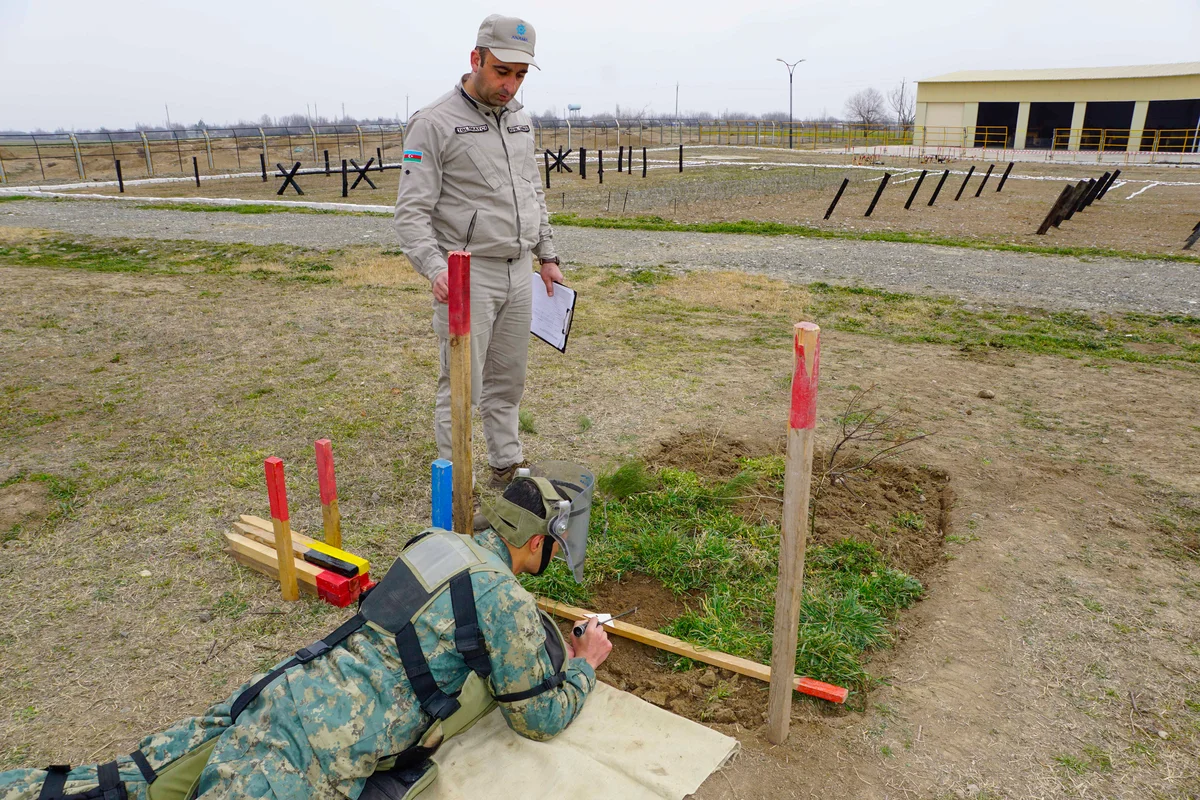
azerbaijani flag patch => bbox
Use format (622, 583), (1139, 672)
(403, 149), (423, 163)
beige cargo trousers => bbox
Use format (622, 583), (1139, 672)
(432, 254), (531, 470)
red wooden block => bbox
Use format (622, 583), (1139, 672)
(447, 251), (471, 337)
(788, 322), (820, 431)
(795, 677), (848, 704)
(264, 457), (289, 522)
(315, 439), (337, 505)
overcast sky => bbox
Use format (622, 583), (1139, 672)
(2, 0), (1198, 131)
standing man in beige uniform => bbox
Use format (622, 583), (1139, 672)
(395, 14), (562, 493)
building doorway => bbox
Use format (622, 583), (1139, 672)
(974, 102), (1018, 147)
(1026, 102), (1074, 149)
(1081, 101), (1135, 150)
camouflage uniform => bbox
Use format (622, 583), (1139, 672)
(0, 530), (595, 800)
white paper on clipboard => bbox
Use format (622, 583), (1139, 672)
(530, 273), (577, 353)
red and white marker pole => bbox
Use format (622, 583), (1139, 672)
(767, 322), (821, 744)
(447, 251), (473, 535)
(314, 439), (342, 549)
(264, 456), (300, 601)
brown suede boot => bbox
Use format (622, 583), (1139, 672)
(488, 460), (530, 490)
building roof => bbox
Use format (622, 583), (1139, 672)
(920, 62), (1200, 84)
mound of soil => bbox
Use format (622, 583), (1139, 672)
(0, 480), (53, 541)
(577, 430), (954, 729)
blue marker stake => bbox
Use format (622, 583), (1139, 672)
(431, 459), (453, 530)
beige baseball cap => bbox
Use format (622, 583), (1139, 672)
(476, 14), (538, 68)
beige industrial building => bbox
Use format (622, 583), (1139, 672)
(914, 62), (1200, 152)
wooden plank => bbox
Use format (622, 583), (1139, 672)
(224, 530), (361, 607)
(448, 251), (473, 535)
(314, 439), (342, 549)
(536, 598), (846, 704)
(264, 457), (299, 601)
(238, 515), (369, 575)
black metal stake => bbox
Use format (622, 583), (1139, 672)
(824, 177), (849, 220)
(678, 144), (683, 173)
(927, 170), (950, 206)
(1096, 169), (1121, 200)
(377, 147), (383, 171)
(904, 170), (928, 210)
(324, 150), (330, 175)
(974, 164), (994, 197)
(864, 173), (891, 217)
(622, 189), (629, 213)
(995, 161), (1014, 193)
(954, 166), (976, 201)
(642, 147), (647, 178)
(580, 148), (586, 180)
(115, 160), (124, 193)
(342, 159), (348, 198)
(598, 150), (604, 184)
(193, 156), (200, 187)
(544, 151), (551, 189)
(260, 153), (267, 182)
(618, 145), (624, 173)
(1184, 220), (1200, 250)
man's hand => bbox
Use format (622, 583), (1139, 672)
(431, 270), (449, 304)
(570, 617), (612, 670)
(539, 260), (564, 297)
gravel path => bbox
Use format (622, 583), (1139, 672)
(3, 198), (1197, 316)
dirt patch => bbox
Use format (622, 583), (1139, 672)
(648, 430), (951, 581)
(573, 574), (776, 732)
(0, 480), (52, 538)
(573, 430), (951, 729)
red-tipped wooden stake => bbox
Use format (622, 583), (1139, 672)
(448, 251), (473, 535)
(264, 456), (300, 601)
(767, 322), (821, 744)
(314, 439), (342, 549)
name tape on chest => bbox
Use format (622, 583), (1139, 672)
(507, 125), (531, 134)
(455, 124), (490, 134)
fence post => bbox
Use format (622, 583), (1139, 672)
(824, 177), (849, 220)
(864, 173), (890, 217)
(974, 164), (994, 197)
(954, 165), (975, 201)
(0, 156), (6, 184)
(192, 156), (200, 187)
(68, 133), (86, 178)
(356, 126), (365, 159)
(904, 170), (928, 209)
(342, 159), (349, 197)
(579, 147), (586, 179)
(138, 131), (153, 176)
(114, 160), (124, 193)
(766, 322), (820, 745)
(203, 129), (214, 169)
(679, 144), (683, 172)
(1096, 169), (1121, 200)
(995, 162), (1014, 193)
(260, 152), (267, 182)
(928, 169), (950, 206)
(310, 126), (318, 168)
(566, 119), (572, 151)
(447, 251), (474, 536)
(258, 127), (268, 165)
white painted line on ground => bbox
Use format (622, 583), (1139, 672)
(1125, 183), (1159, 200)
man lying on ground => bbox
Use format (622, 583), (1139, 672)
(0, 469), (608, 800)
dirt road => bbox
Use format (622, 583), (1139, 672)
(4, 198), (1197, 316)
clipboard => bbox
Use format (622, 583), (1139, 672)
(530, 273), (577, 353)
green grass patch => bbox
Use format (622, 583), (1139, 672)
(524, 462), (924, 694)
(0, 234), (345, 279)
(133, 202), (389, 217)
(549, 213), (1200, 266)
(0, 194), (32, 204)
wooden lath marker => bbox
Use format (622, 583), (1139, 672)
(537, 598), (847, 704)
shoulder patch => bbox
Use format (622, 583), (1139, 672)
(455, 124), (489, 134)
(402, 149), (423, 163)
(507, 125), (531, 134)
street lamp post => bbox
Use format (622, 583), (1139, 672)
(776, 58), (805, 149)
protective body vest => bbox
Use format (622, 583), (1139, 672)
(27, 529), (568, 800)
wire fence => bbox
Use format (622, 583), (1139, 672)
(0, 121), (922, 186)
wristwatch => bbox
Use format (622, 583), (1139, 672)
(540, 256), (560, 266)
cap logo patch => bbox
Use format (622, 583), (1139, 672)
(516, 24), (526, 35)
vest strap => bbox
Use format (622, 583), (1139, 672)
(128, 750), (156, 784)
(493, 671), (567, 704)
(448, 573), (491, 678)
(230, 613), (366, 721)
(37, 766), (69, 800)
(96, 761), (124, 800)
(395, 623), (461, 720)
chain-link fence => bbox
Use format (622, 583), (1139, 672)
(0, 120), (920, 186)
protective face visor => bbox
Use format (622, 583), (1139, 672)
(481, 461), (594, 583)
